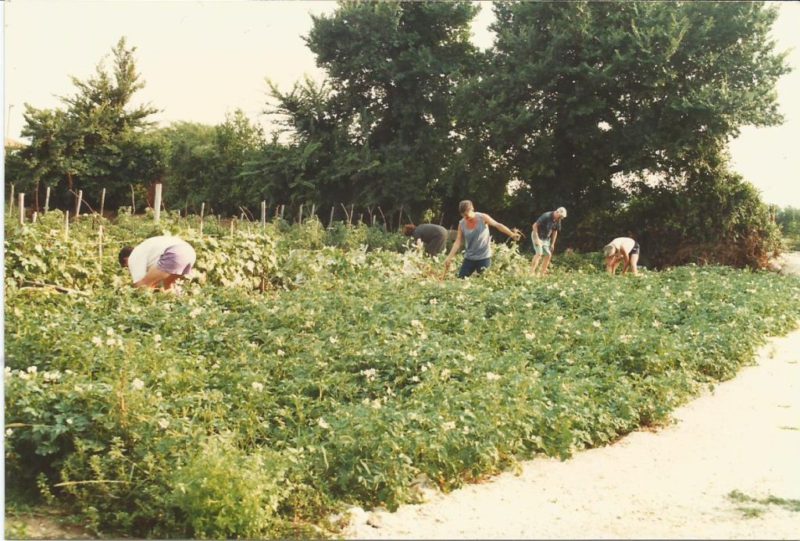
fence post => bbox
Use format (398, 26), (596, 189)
(75, 190), (83, 218)
(329, 206), (335, 228)
(349, 204), (354, 225)
(18, 193), (25, 225)
(261, 201), (266, 227)
(98, 225), (104, 260)
(153, 183), (162, 223)
(199, 202), (205, 235)
(310, 204), (316, 222)
(100, 188), (106, 217)
(32, 211), (38, 224)
(8, 184), (15, 214)
(298, 204), (304, 224)
(280, 205), (285, 220)
(64, 210), (70, 240)
(44, 186), (51, 213)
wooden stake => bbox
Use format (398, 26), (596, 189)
(328, 206), (335, 228)
(299, 204), (304, 224)
(310, 204), (316, 222)
(8, 184), (14, 214)
(32, 211), (38, 224)
(74, 190), (83, 218)
(280, 205), (285, 220)
(261, 201), (267, 227)
(18, 193), (25, 225)
(349, 204), (354, 225)
(230, 219), (235, 236)
(64, 210), (70, 240)
(98, 225), (104, 259)
(153, 183), (162, 223)
(44, 186), (51, 213)
(100, 188), (106, 217)
(199, 202), (205, 235)
(378, 206), (387, 231)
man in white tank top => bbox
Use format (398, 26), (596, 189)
(602, 237), (640, 275)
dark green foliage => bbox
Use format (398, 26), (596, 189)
(13, 38), (164, 211)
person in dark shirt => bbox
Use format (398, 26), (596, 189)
(403, 223), (449, 257)
(530, 206), (567, 276)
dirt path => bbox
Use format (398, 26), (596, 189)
(344, 328), (800, 539)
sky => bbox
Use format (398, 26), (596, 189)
(2, 1), (799, 207)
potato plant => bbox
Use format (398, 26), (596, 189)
(4, 214), (800, 538)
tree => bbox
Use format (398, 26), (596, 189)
(18, 37), (162, 210)
(477, 1), (789, 244)
(161, 110), (267, 216)
(291, 0), (481, 219)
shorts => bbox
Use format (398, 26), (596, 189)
(458, 258), (491, 279)
(157, 243), (196, 276)
(533, 238), (552, 256)
(630, 242), (640, 256)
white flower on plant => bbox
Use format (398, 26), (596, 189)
(429, 298), (438, 305)
(27, 366), (38, 374)
(524, 331), (535, 341)
(486, 372), (501, 382)
(106, 337), (117, 346)
(131, 378), (145, 391)
(158, 418), (170, 430)
(106, 328), (115, 336)
(440, 368), (451, 380)
(465, 353), (475, 362)
(370, 399), (382, 410)
(277, 349), (286, 357)
(556, 316), (564, 322)
(251, 381), (264, 392)
(153, 334), (162, 343)
(411, 319), (423, 329)
(317, 417), (330, 430)
(652, 320), (662, 328)
(329, 336), (339, 344)
(411, 376), (420, 383)
(361, 368), (377, 382)
(592, 321), (602, 328)
(92, 336), (103, 347)
(66, 418), (73, 425)
(442, 421), (456, 431)
(525, 302), (533, 308)
(189, 307), (202, 318)
(620, 335), (632, 344)
(6, 428), (13, 437)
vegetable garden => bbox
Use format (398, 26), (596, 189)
(5, 211), (800, 539)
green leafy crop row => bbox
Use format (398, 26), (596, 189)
(4, 213), (800, 538)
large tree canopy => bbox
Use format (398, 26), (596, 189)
(289, 0), (481, 217)
(477, 1), (788, 240)
(16, 37), (162, 209)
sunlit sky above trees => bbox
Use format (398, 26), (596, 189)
(3, 1), (799, 206)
